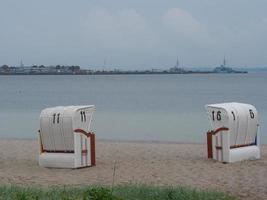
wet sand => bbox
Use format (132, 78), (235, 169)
(0, 139), (267, 199)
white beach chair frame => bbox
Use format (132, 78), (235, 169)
(38, 105), (96, 168)
(206, 103), (260, 163)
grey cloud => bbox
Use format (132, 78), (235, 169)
(0, 1), (266, 68)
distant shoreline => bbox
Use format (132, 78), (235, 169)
(0, 64), (248, 75)
(0, 70), (247, 75)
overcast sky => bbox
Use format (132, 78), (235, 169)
(0, 0), (266, 69)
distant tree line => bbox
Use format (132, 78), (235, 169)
(0, 64), (80, 72)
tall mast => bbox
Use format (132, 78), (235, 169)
(223, 56), (226, 67)
(20, 59), (24, 67)
(103, 57), (107, 71)
(176, 57), (179, 68)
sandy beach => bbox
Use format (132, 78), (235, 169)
(0, 139), (267, 199)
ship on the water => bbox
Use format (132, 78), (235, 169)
(213, 57), (247, 74)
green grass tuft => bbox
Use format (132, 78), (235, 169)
(113, 185), (236, 200)
(0, 185), (236, 200)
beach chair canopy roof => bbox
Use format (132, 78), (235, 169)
(205, 102), (258, 146)
(40, 105), (95, 118)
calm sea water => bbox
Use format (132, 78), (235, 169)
(0, 73), (266, 143)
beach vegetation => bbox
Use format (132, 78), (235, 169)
(0, 185), (236, 200)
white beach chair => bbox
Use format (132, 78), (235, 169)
(38, 105), (96, 168)
(205, 102), (260, 163)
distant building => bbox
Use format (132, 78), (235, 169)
(0, 65), (83, 75)
(169, 57), (186, 73)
